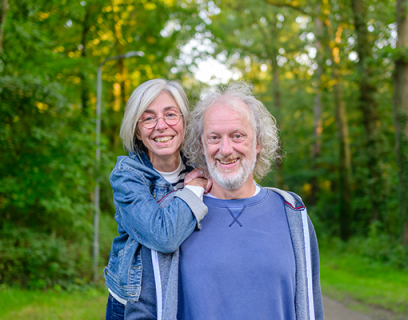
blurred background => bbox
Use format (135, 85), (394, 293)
(0, 0), (407, 319)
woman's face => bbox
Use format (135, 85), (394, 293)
(136, 91), (184, 170)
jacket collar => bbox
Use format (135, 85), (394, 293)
(129, 149), (191, 172)
(266, 187), (305, 210)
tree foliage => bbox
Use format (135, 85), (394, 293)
(0, 0), (202, 288)
(0, 0), (407, 288)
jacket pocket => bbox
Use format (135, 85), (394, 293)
(153, 185), (171, 200)
(118, 238), (137, 282)
(129, 248), (142, 286)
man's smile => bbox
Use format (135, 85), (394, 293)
(217, 157), (240, 165)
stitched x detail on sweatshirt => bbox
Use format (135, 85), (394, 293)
(226, 207), (245, 227)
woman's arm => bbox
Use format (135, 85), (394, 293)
(110, 168), (208, 253)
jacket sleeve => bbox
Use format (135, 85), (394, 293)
(308, 217), (325, 320)
(110, 167), (208, 254)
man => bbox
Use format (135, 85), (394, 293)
(177, 81), (324, 320)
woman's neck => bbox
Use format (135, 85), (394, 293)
(148, 151), (181, 172)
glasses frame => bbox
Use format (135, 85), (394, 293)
(138, 111), (183, 129)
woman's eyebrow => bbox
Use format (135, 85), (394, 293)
(143, 106), (178, 114)
(163, 106), (179, 111)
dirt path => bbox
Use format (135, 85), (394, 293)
(323, 296), (372, 320)
(323, 296), (403, 320)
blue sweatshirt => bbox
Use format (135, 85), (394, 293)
(178, 188), (296, 320)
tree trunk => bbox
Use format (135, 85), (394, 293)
(80, 7), (91, 113)
(322, 7), (353, 240)
(333, 69), (352, 241)
(310, 8), (324, 206)
(351, 0), (383, 222)
(393, 0), (408, 245)
(259, 12), (284, 187)
(118, 58), (127, 108)
(0, 0), (8, 54)
(269, 15), (285, 189)
(113, 16), (125, 150)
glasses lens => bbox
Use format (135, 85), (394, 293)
(164, 112), (181, 125)
(140, 115), (156, 129)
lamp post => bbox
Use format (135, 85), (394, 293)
(93, 51), (144, 281)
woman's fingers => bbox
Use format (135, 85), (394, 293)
(186, 177), (208, 189)
(204, 177), (213, 193)
(184, 168), (205, 186)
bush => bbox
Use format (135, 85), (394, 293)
(0, 224), (92, 289)
(321, 224), (408, 270)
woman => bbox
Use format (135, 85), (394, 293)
(104, 79), (209, 320)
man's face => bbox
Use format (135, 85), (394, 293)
(201, 101), (261, 191)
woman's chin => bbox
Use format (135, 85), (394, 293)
(147, 147), (181, 168)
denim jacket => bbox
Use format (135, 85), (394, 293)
(103, 150), (208, 303)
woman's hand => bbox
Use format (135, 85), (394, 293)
(184, 168), (212, 193)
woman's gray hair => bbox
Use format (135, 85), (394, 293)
(184, 81), (280, 180)
(120, 79), (189, 153)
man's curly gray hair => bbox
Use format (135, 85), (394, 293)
(184, 81), (281, 180)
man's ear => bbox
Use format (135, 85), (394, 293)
(256, 143), (261, 154)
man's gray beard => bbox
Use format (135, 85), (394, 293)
(204, 142), (257, 191)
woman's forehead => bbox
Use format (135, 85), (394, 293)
(142, 92), (180, 113)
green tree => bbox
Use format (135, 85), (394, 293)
(0, 0), (7, 53)
(0, 0), (203, 287)
(393, 0), (408, 245)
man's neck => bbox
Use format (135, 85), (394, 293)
(209, 177), (257, 200)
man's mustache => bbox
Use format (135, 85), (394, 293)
(213, 155), (242, 163)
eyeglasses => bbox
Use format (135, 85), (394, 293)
(138, 111), (183, 129)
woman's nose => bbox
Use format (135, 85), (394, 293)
(155, 117), (168, 130)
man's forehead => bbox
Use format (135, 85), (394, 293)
(205, 99), (251, 120)
(202, 102), (255, 137)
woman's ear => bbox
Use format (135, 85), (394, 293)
(135, 126), (141, 140)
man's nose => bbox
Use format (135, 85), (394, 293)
(220, 136), (233, 156)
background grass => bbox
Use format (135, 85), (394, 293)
(320, 248), (408, 316)
(0, 285), (107, 320)
(1, 249), (407, 319)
